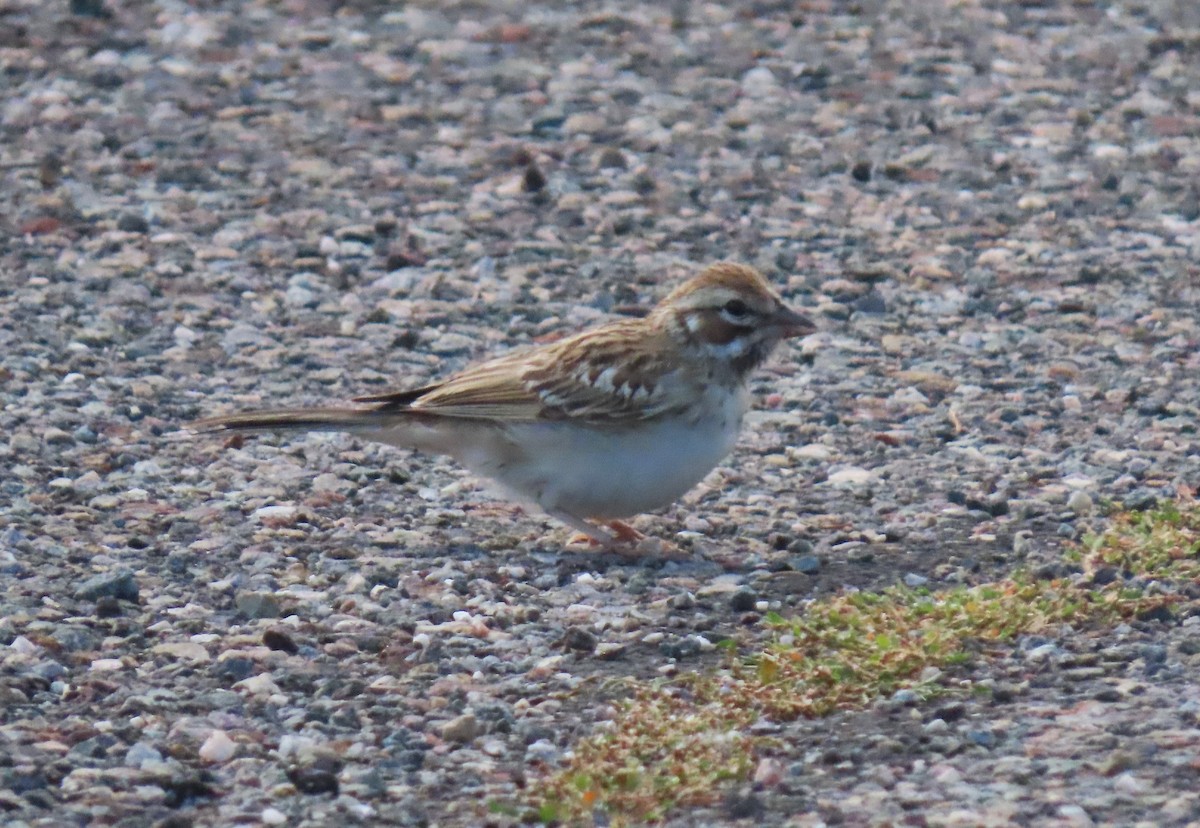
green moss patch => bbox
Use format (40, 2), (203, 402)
(530, 501), (1198, 826)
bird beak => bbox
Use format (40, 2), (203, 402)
(772, 304), (817, 338)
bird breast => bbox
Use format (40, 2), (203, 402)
(478, 384), (750, 519)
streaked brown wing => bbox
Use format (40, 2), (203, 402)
(404, 348), (548, 420)
(521, 322), (685, 422)
(357, 320), (686, 424)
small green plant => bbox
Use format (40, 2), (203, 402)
(1085, 499), (1200, 578)
(529, 500), (1198, 826)
(536, 686), (754, 825)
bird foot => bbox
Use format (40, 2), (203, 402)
(605, 520), (644, 543)
(565, 531), (603, 548)
(562, 527), (685, 560)
(552, 510), (683, 559)
(565, 520), (643, 547)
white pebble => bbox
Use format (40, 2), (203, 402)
(8, 635), (40, 655)
(1092, 144), (1128, 161)
(976, 248), (1013, 267)
(1057, 804), (1095, 827)
(254, 505), (296, 520)
(1113, 772), (1147, 795)
(792, 443), (833, 460)
(235, 673), (281, 695)
(826, 467), (878, 487)
(741, 65), (778, 96)
(199, 729), (237, 763)
(312, 472), (349, 493)
(90, 658), (125, 672)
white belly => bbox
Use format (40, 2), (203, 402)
(476, 391), (747, 519)
(370, 388), (749, 521)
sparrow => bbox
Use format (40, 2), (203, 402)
(191, 262), (815, 549)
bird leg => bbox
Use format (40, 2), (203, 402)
(549, 511), (668, 559)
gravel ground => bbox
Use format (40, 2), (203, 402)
(3, 0), (1200, 825)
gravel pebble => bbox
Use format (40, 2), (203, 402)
(73, 569), (138, 602)
(440, 714), (482, 745)
(198, 730), (237, 764)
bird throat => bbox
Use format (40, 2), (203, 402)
(727, 339), (774, 377)
(676, 310), (773, 381)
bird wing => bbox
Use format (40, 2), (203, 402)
(356, 321), (689, 424)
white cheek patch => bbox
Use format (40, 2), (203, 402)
(685, 314), (703, 334)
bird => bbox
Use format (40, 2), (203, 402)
(190, 262), (816, 550)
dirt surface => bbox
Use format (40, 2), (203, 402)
(2, 0), (1200, 825)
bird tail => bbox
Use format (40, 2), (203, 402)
(189, 407), (389, 435)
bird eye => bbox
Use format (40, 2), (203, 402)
(722, 299), (750, 317)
